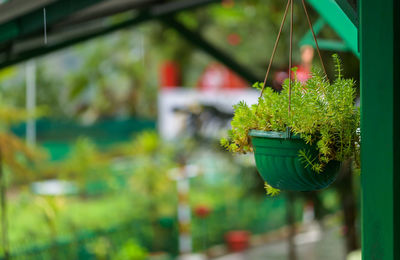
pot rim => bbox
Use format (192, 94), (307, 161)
(249, 129), (301, 139)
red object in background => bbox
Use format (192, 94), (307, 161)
(227, 33), (241, 46)
(293, 65), (311, 83)
(197, 63), (248, 91)
(222, 0), (235, 8)
(194, 205), (212, 218)
(272, 65), (311, 90)
(160, 60), (181, 88)
(225, 230), (250, 252)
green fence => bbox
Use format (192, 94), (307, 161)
(11, 117), (156, 160)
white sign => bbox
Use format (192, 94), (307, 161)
(158, 88), (259, 140)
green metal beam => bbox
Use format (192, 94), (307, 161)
(299, 17), (325, 47)
(1, 0), (260, 84)
(0, 0), (107, 43)
(161, 17), (260, 84)
(360, 0), (399, 259)
(311, 39), (350, 52)
(306, 0), (358, 56)
(0, 14), (151, 69)
(299, 18), (351, 53)
(0, 0), (222, 69)
(333, 0), (358, 28)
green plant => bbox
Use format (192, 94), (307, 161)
(0, 96), (46, 259)
(221, 55), (360, 193)
(115, 131), (177, 250)
(112, 239), (148, 260)
(0, 96), (46, 184)
(33, 196), (66, 239)
(60, 137), (111, 192)
(86, 236), (112, 260)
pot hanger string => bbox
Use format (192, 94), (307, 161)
(259, 0), (290, 98)
(259, 0), (328, 101)
(301, 0), (326, 76)
(288, 0), (293, 116)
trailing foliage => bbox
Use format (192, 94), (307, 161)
(221, 55), (360, 193)
(0, 96), (46, 185)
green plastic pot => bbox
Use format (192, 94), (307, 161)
(249, 130), (340, 191)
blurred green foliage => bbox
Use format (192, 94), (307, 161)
(111, 239), (148, 260)
(0, 94), (46, 186)
(60, 138), (112, 192)
(0, 128), (348, 259)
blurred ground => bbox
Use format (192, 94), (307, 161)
(213, 224), (345, 260)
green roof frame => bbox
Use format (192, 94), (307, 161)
(0, 0), (107, 43)
(302, 0), (359, 57)
(0, 0), (262, 83)
(299, 17), (354, 54)
(0, 0), (359, 83)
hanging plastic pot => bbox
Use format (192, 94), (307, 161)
(250, 130), (340, 191)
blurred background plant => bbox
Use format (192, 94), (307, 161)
(60, 138), (113, 194)
(112, 239), (148, 260)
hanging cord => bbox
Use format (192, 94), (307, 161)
(301, 0), (327, 77)
(258, 0), (327, 131)
(288, 0), (294, 117)
(259, 0), (291, 98)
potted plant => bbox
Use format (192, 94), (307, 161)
(221, 55), (360, 195)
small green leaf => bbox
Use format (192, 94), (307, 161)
(264, 182), (280, 196)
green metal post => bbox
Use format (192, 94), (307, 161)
(360, 0), (399, 259)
